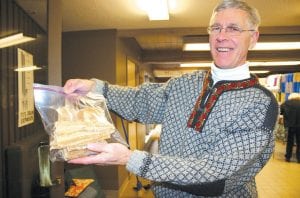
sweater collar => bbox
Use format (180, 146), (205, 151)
(211, 62), (250, 84)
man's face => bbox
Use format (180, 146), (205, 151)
(209, 8), (259, 69)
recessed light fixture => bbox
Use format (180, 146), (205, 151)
(137, 0), (169, 21)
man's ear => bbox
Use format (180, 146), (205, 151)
(249, 31), (259, 50)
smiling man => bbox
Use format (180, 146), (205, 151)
(209, 7), (259, 69)
(64, 0), (279, 197)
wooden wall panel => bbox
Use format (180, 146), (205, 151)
(0, 0), (48, 197)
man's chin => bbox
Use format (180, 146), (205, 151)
(214, 63), (233, 69)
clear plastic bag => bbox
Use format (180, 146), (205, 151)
(33, 83), (127, 161)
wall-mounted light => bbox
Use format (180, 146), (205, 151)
(14, 65), (41, 72)
(0, 33), (36, 49)
(183, 42), (300, 51)
(137, 0), (169, 20)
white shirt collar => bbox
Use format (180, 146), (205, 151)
(211, 62), (251, 84)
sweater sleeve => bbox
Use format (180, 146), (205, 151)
(104, 81), (172, 124)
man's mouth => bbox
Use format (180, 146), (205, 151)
(216, 47), (232, 52)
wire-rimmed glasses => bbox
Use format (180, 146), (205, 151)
(207, 25), (255, 36)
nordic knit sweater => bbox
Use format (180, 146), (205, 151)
(94, 70), (278, 197)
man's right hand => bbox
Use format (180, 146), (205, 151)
(63, 79), (95, 94)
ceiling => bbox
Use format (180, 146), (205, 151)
(59, 0), (300, 29)
(16, 0), (300, 78)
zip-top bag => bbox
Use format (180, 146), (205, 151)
(33, 83), (127, 161)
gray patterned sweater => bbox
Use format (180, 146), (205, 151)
(96, 71), (278, 197)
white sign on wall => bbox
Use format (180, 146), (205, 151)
(17, 48), (34, 127)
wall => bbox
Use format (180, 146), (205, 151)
(48, 0), (62, 86)
(62, 29), (142, 194)
(62, 29), (117, 83)
(0, 0), (48, 197)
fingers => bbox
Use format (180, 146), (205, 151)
(63, 79), (95, 94)
(68, 155), (105, 165)
(63, 79), (78, 94)
(68, 152), (116, 165)
(67, 143), (131, 165)
(67, 143), (110, 165)
(87, 143), (108, 152)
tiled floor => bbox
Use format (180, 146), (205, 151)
(256, 141), (300, 198)
(121, 141), (300, 198)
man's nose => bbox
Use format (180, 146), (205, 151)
(216, 28), (230, 40)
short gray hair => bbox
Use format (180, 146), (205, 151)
(210, 0), (261, 29)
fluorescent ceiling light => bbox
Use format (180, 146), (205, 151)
(153, 69), (198, 78)
(183, 42), (300, 51)
(249, 61), (300, 66)
(183, 43), (209, 51)
(250, 70), (270, 74)
(181, 62), (211, 67)
(14, 65), (41, 72)
(180, 61), (300, 67)
(137, 0), (169, 20)
(153, 69), (270, 78)
(0, 33), (35, 49)
(254, 42), (300, 50)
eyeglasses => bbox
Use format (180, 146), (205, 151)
(207, 25), (255, 36)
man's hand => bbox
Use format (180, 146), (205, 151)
(68, 143), (132, 165)
(63, 79), (95, 94)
